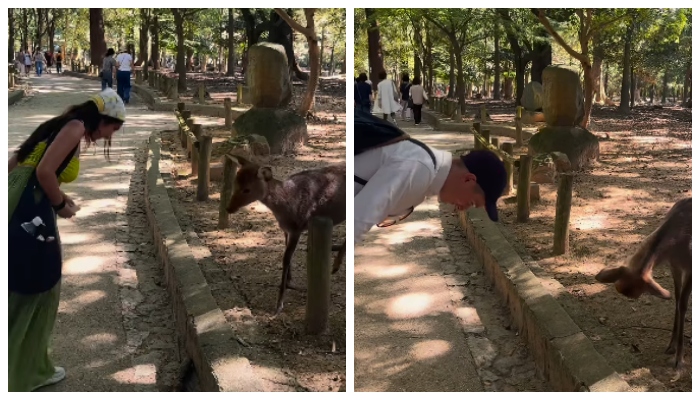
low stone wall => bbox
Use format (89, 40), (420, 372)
(144, 132), (263, 392)
(423, 109), (536, 140)
(9, 89), (26, 105)
(457, 208), (630, 392)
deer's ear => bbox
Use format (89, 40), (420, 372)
(594, 267), (626, 283)
(646, 279), (672, 300)
(258, 166), (273, 181)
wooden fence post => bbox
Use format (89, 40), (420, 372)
(491, 137), (500, 149)
(515, 106), (523, 146)
(553, 173), (574, 255)
(472, 122), (481, 150)
(191, 124), (202, 176)
(237, 84), (243, 105)
(198, 83), (205, 103)
(480, 104), (487, 122)
(224, 97), (232, 128)
(197, 134), (213, 201)
(517, 155), (532, 222)
(482, 129), (491, 148)
(502, 142), (514, 195)
(218, 156), (238, 229)
(305, 217), (333, 335)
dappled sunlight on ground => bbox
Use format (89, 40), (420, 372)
(59, 289), (108, 314)
(410, 340), (453, 361)
(63, 256), (110, 275)
(386, 292), (435, 319)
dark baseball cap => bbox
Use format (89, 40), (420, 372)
(460, 150), (507, 222)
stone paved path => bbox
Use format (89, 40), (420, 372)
(354, 117), (549, 392)
(7, 74), (182, 391)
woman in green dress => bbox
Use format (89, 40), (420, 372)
(8, 88), (126, 391)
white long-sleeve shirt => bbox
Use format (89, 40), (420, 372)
(354, 140), (453, 243)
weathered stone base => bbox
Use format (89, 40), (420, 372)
(521, 110), (546, 125)
(528, 126), (600, 170)
(233, 108), (308, 154)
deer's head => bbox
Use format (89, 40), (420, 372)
(226, 155), (274, 215)
(594, 266), (671, 300)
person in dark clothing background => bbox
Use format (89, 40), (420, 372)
(354, 73), (373, 113)
(399, 73), (412, 121)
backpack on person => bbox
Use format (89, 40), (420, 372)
(353, 110), (436, 186)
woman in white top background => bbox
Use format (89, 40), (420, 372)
(115, 46), (134, 104)
(408, 76), (429, 126)
(375, 70), (402, 124)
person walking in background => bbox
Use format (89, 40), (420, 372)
(33, 48), (46, 77)
(44, 51), (53, 74)
(15, 51), (25, 77)
(101, 48), (117, 90)
(376, 70), (401, 124)
(115, 46), (133, 104)
(409, 77), (429, 126)
(399, 73), (412, 122)
(55, 52), (63, 74)
(354, 73), (373, 114)
(24, 50), (33, 78)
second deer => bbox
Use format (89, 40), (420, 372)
(595, 197), (691, 370)
(226, 155), (346, 315)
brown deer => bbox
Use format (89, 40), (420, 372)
(226, 155), (346, 315)
(595, 197), (691, 369)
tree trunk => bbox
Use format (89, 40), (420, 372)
(514, 57), (526, 106)
(226, 8), (236, 76)
(619, 25), (632, 113)
(21, 9), (29, 52)
(329, 43), (335, 75)
(630, 66), (636, 108)
(47, 11), (56, 52)
(452, 38), (465, 115)
(173, 12), (186, 91)
(269, 10), (309, 81)
(683, 61), (691, 103)
(504, 76), (514, 100)
(581, 65), (594, 128)
(662, 69), (669, 103)
(592, 35), (605, 103)
(9, 9), (15, 62)
(89, 9), (106, 67)
(448, 51), (455, 98)
(150, 12), (160, 69)
(297, 9), (320, 115)
(365, 8), (383, 91)
(34, 8), (44, 50)
(413, 25), (422, 80)
(136, 9), (148, 66)
(530, 26), (551, 83)
(319, 26), (325, 74)
(493, 19), (501, 100)
(426, 26), (433, 95)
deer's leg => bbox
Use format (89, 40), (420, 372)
(276, 231), (301, 315)
(673, 272), (691, 370)
(332, 240), (346, 274)
(665, 261), (684, 355)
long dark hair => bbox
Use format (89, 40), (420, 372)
(15, 101), (123, 162)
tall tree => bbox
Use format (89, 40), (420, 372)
(274, 8), (320, 116)
(171, 8), (202, 91)
(226, 8), (236, 76)
(493, 16), (501, 100)
(537, 9), (630, 128)
(9, 9), (15, 61)
(89, 8), (107, 67)
(269, 9), (309, 81)
(365, 8), (384, 91)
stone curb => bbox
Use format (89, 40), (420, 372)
(423, 109), (536, 141)
(457, 208), (631, 392)
(9, 89), (26, 105)
(61, 70), (247, 118)
(144, 132), (264, 392)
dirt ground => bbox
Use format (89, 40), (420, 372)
(479, 102), (692, 391)
(157, 104), (346, 391)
